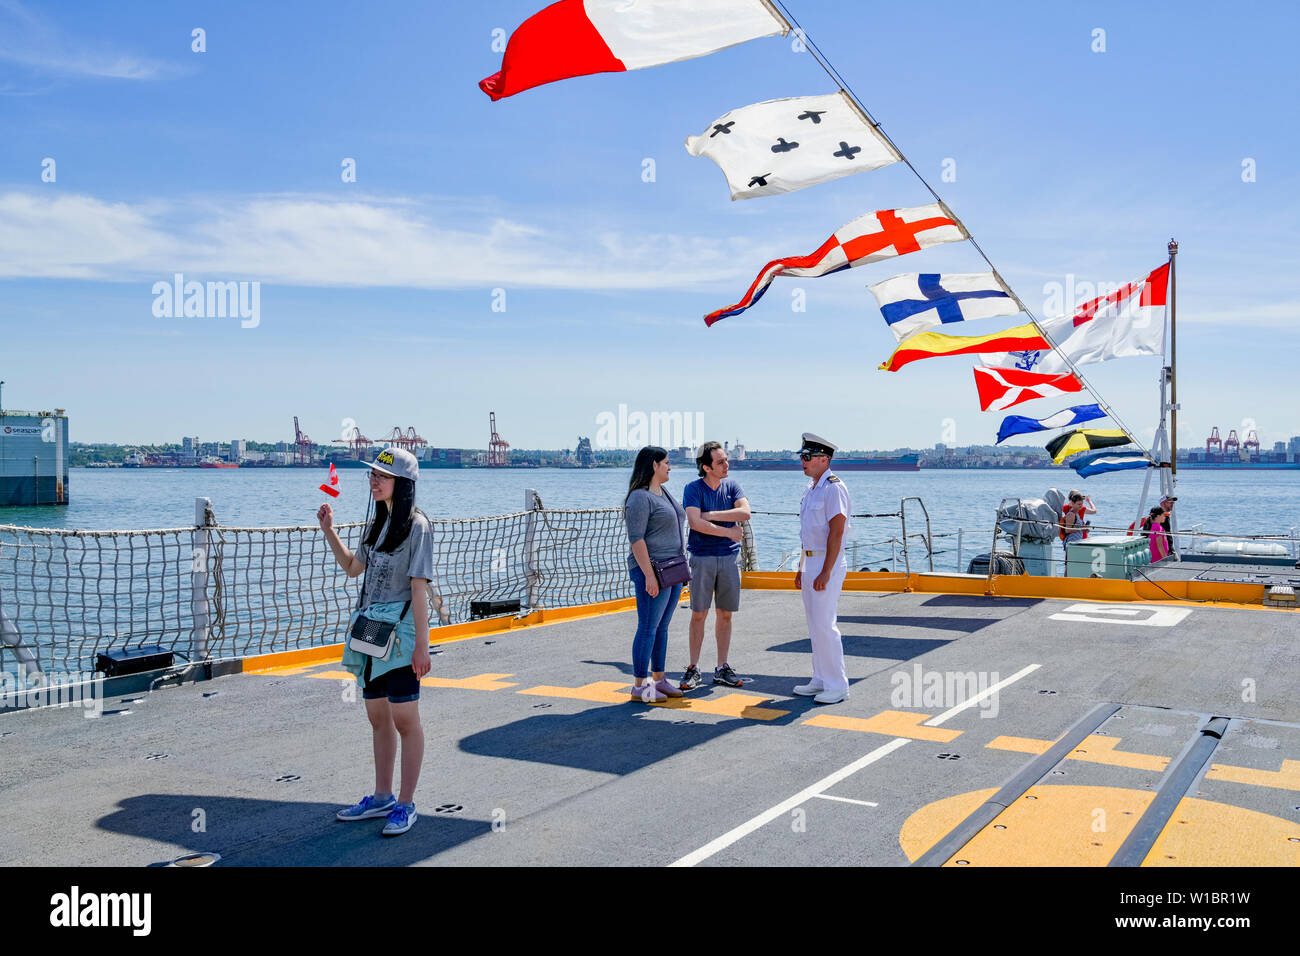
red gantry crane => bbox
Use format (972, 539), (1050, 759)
(1206, 426), (1222, 457)
(293, 416), (315, 466)
(333, 421), (373, 460)
(1243, 428), (1261, 460)
(488, 412), (510, 467)
(1223, 428), (1241, 459)
(383, 426), (427, 455)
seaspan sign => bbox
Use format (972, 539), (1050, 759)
(3, 425), (45, 436)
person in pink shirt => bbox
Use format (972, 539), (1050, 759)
(1143, 507), (1171, 561)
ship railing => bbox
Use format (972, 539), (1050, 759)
(987, 513), (1300, 579)
(4, 491), (740, 684)
(764, 497), (955, 574)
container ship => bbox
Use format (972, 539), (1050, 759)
(729, 453), (920, 472)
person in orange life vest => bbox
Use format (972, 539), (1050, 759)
(1060, 490), (1095, 556)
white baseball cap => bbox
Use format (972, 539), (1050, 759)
(362, 446), (419, 481)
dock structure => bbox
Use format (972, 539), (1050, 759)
(0, 408), (68, 506)
(1, 584), (1298, 867)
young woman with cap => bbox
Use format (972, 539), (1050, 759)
(318, 446), (433, 837)
(624, 446), (687, 703)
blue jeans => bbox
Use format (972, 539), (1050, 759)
(629, 563), (682, 679)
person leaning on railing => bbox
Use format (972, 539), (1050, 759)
(317, 446), (432, 838)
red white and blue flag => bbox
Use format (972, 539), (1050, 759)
(705, 204), (966, 326)
(480, 0), (786, 101)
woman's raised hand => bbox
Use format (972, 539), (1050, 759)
(317, 503), (333, 532)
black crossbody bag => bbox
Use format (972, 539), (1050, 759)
(347, 531), (411, 660)
(649, 489), (691, 588)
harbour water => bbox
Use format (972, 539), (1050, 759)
(1, 466), (1294, 571)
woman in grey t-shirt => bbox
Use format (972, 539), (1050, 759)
(624, 446), (687, 703)
(318, 446), (433, 837)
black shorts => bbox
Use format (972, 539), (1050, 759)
(361, 658), (420, 704)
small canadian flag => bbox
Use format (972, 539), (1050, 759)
(319, 463), (340, 498)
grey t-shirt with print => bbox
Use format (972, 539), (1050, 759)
(355, 510), (435, 609)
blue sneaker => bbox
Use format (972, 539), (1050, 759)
(336, 793), (396, 822)
(382, 802), (417, 837)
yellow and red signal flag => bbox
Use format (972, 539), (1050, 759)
(878, 323), (1049, 372)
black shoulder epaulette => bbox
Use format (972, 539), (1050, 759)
(827, 475), (840, 483)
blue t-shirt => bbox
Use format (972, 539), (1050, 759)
(682, 477), (746, 557)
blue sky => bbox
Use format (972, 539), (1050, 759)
(1, 0), (1297, 454)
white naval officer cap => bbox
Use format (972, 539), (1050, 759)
(799, 432), (837, 456)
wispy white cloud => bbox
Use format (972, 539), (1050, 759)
(0, 0), (167, 81)
(0, 190), (765, 291)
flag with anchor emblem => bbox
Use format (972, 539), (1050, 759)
(868, 272), (1020, 341)
(685, 92), (900, 199)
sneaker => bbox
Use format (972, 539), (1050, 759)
(813, 688), (849, 705)
(712, 664), (745, 688)
(654, 679), (684, 698)
(679, 665), (703, 691)
(630, 682), (667, 703)
(792, 681), (825, 697)
(336, 793), (396, 821)
(382, 802), (417, 836)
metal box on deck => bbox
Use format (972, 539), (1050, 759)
(1065, 535), (1150, 579)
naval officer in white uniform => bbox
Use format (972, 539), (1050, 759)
(792, 433), (852, 704)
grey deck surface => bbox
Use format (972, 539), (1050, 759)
(1, 590), (1297, 866)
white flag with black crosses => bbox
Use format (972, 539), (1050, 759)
(685, 91), (901, 200)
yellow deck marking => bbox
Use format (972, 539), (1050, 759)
(1142, 796), (1300, 866)
(901, 785), (1300, 865)
(986, 735), (1052, 755)
(806, 710), (962, 741)
(1205, 758), (1300, 792)
(306, 669), (355, 681)
(250, 662), (334, 677)
(659, 693), (788, 721)
(988, 734), (1169, 771)
(420, 673), (519, 691)
(517, 682), (787, 719)
(519, 681), (634, 703)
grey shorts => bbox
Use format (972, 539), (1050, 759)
(689, 554), (741, 612)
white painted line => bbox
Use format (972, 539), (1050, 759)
(669, 738), (909, 867)
(925, 663), (1041, 727)
(671, 664), (1043, 868)
(812, 794), (879, 807)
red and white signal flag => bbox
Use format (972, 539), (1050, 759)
(480, 0), (786, 101)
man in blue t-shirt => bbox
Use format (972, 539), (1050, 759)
(680, 441), (751, 690)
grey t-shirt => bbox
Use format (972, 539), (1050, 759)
(625, 487), (686, 568)
(356, 510), (434, 609)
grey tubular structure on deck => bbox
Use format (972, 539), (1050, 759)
(912, 701), (1121, 866)
(1108, 715), (1231, 867)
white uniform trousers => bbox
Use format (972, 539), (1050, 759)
(800, 552), (848, 693)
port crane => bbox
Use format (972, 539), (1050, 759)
(488, 412), (510, 467)
(293, 416), (315, 466)
(382, 426), (427, 455)
(333, 422), (373, 459)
